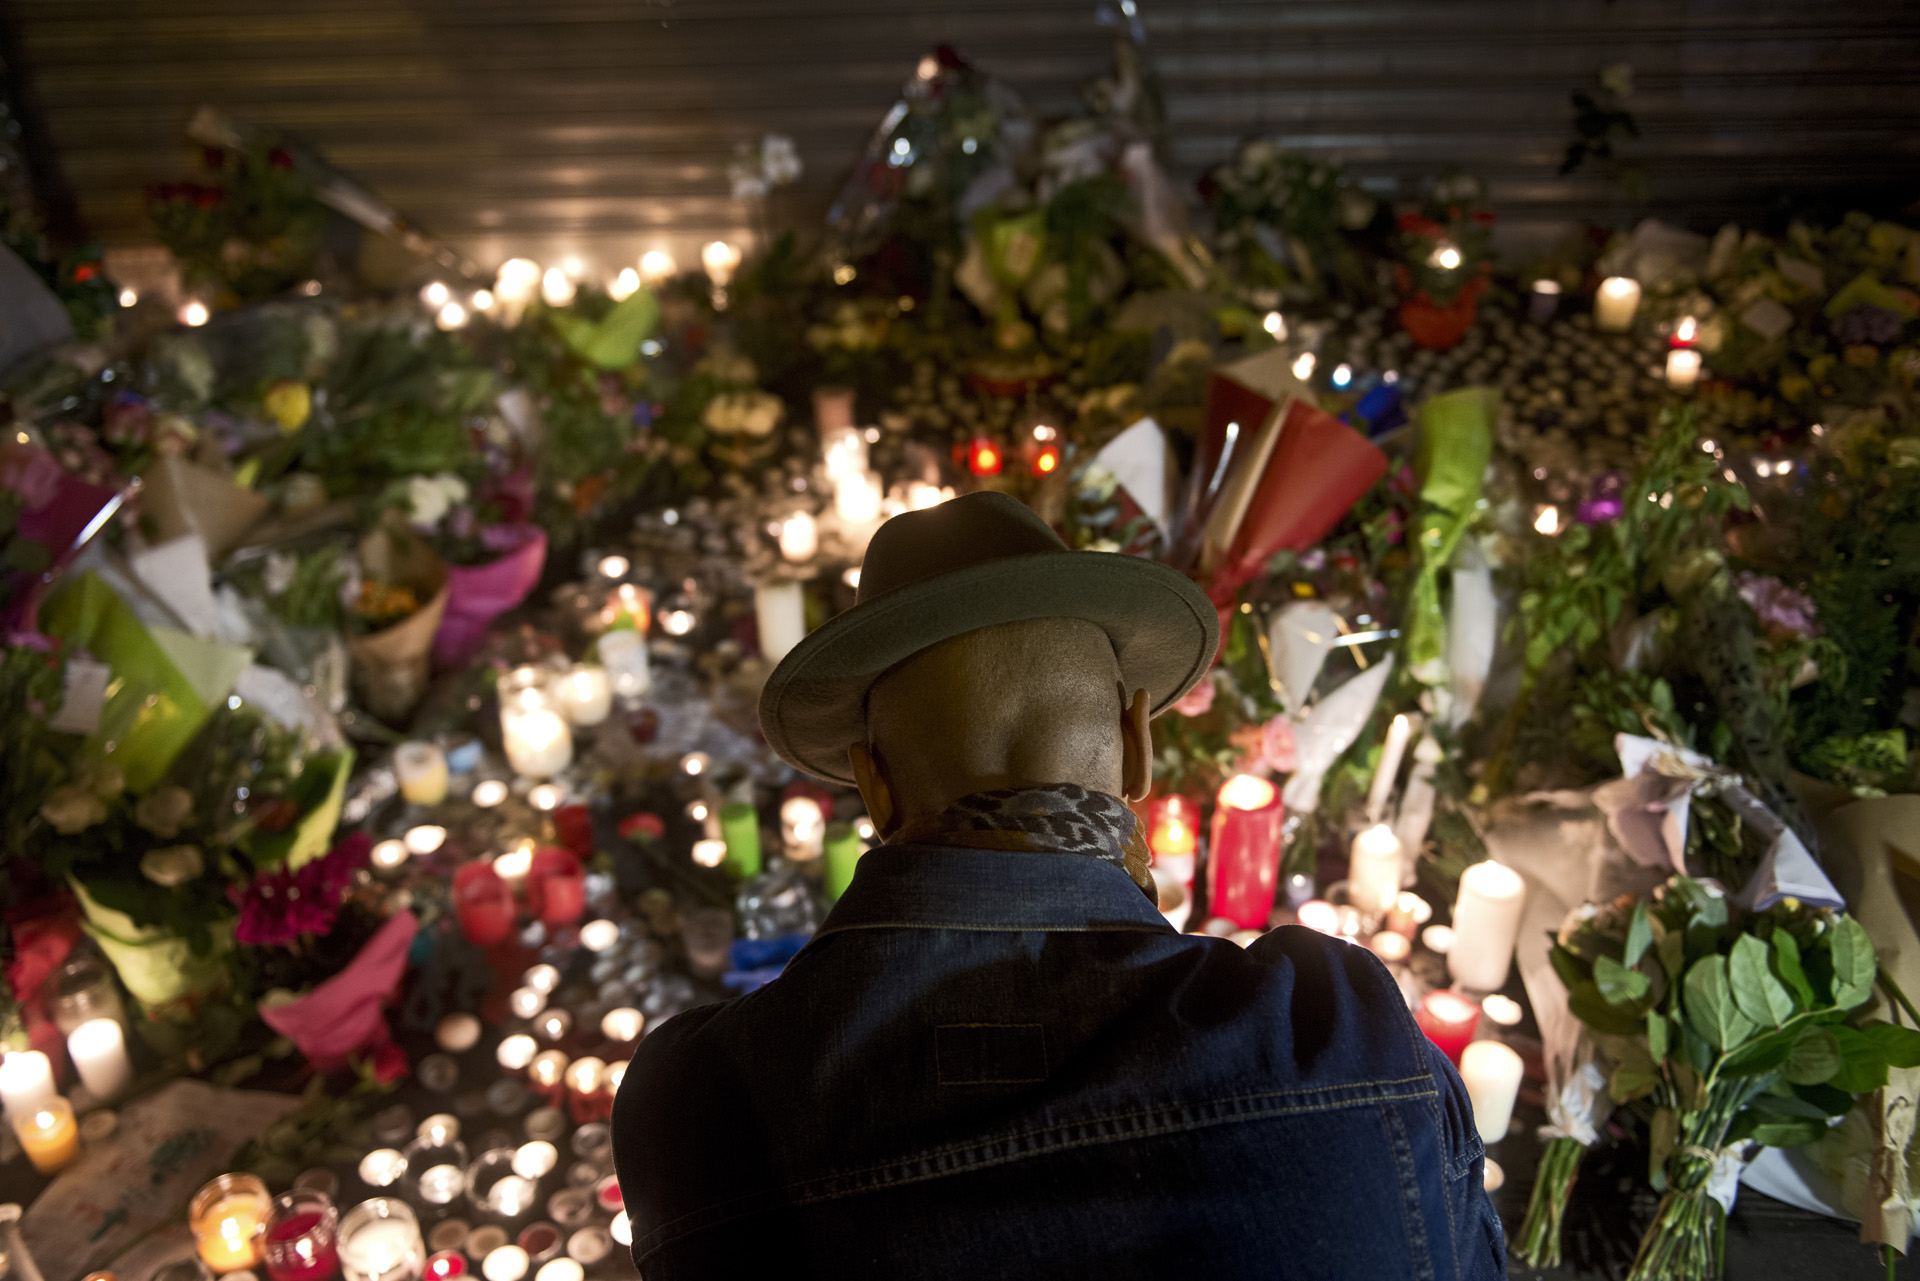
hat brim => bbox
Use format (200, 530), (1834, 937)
(758, 552), (1220, 784)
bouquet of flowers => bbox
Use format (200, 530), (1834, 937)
(1544, 875), (1920, 1279)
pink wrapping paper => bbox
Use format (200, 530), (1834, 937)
(258, 910), (418, 1070)
(432, 526), (547, 668)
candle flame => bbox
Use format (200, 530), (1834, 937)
(1218, 773), (1278, 811)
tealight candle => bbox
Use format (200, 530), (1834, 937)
(1368, 931), (1411, 964)
(605, 1060), (627, 1091)
(1665, 348), (1703, 390)
(564, 1058), (605, 1097)
(1460, 1040), (1524, 1145)
(691, 838), (728, 868)
(535, 1260), (583, 1281)
(371, 839), (409, 871)
(555, 668), (611, 728)
(536, 1010), (572, 1044)
(579, 920), (620, 953)
(1527, 278), (1562, 324)
(338, 1198), (425, 1281)
(1415, 990), (1483, 1066)
(779, 795), (825, 860)
(1594, 276), (1642, 331)
(426, 1252), (469, 1279)
(497, 1035), (538, 1071)
(501, 707), (573, 780)
(1449, 861), (1527, 993)
(14, 1095), (79, 1174)
(513, 1141), (559, 1180)
(528, 783), (564, 811)
(486, 1175), (538, 1218)
(530, 1050), (571, 1089)
(523, 964), (561, 994)
(0, 1050), (56, 1119)
(609, 1212), (631, 1247)
(482, 1247), (530, 1281)
(1145, 794), (1199, 888)
(437, 1014), (482, 1053)
(414, 1161), (467, 1206)
(404, 824), (447, 856)
(1385, 891), (1433, 939)
(777, 511), (819, 562)
(472, 779), (510, 808)
(1347, 824), (1403, 916)
(192, 1173), (270, 1272)
(68, 1017), (132, 1100)
(418, 1114), (460, 1145)
(600, 1008), (643, 1043)
(1483, 994), (1525, 1027)
(509, 987), (548, 1020)
(1421, 924), (1455, 954)
(395, 742), (450, 806)
(358, 1149), (407, 1188)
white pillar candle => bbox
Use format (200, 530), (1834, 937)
(777, 512), (819, 562)
(67, 1018), (131, 1100)
(0, 1051), (56, 1119)
(1594, 276), (1642, 332)
(501, 707), (573, 780)
(555, 666), (612, 727)
(394, 741), (449, 806)
(834, 471), (883, 529)
(821, 426), (868, 480)
(1459, 1040), (1524, 1145)
(780, 795), (826, 860)
(1365, 713), (1412, 823)
(1665, 348), (1703, 391)
(1448, 860), (1527, 992)
(754, 580), (807, 664)
(595, 630), (651, 699)
(1347, 824), (1404, 916)
(338, 1199), (425, 1281)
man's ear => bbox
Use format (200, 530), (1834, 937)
(1119, 686), (1153, 803)
(849, 741), (898, 839)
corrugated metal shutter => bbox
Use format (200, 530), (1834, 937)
(6, 0), (1918, 279)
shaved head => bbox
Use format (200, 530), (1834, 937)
(859, 617), (1143, 832)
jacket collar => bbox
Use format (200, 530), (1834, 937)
(815, 844), (1177, 936)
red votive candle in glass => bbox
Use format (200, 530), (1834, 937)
(1416, 989), (1483, 1066)
(453, 862), (516, 946)
(262, 1188), (339, 1281)
(425, 1250), (469, 1279)
(1145, 794), (1200, 888)
(1207, 774), (1286, 930)
(527, 847), (586, 928)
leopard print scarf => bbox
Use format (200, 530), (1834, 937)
(891, 783), (1157, 904)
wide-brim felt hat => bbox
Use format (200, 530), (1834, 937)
(758, 490), (1219, 784)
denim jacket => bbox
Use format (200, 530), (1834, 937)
(612, 845), (1507, 1279)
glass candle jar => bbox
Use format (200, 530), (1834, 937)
(263, 1188), (339, 1281)
(191, 1173), (270, 1273)
(467, 1148), (540, 1221)
(337, 1198), (425, 1281)
(402, 1135), (471, 1208)
(42, 954), (125, 1036)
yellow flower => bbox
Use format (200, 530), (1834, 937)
(263, 380), (312, 433)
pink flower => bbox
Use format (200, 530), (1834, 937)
(0, 442), (63, 510)
(1172, 675), (1217, 717)
(1260, 716), (1298, 773)
(1735, 572), (1821, 640)
(229, 833), (367, 947)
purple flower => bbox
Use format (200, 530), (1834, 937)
(229, 832), (367, 946)
(1735, 572), (1821, 640)
(1577, 471), (1627, 525)
(0, 442), (63, 510)
(1833, 305), (1904, 347)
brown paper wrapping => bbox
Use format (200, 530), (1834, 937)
(139, 454), (269, 561)
(347, 524), (450, 723)
(1817, 795), (1920, 1254)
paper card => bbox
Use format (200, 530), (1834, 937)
(19, 1079), (301, 1276)
(1282, 655), (1394, 814)
(1093, 417), (1169, 533)
(47, 657), (111, 735)
(1739, 297), (1794, 342)
(1775, 254), (1826, 294)
(1267, 599), (1341, 714)
(129, 534), (222, 639)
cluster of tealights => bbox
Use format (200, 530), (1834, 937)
(0, 1009), (137, 1175)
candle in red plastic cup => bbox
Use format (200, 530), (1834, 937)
(526, 848), (586, 928)
(1415, 989), (1482, 1066)
(453, 863), (515, 946)
(1206, 775), (1285, 930)
(263, 1189), (339, 1281)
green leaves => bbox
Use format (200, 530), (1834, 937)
(1827, 917), (1877, 1010)
(1857, 1022), (1920, 1069)
(1623, 902), (1653, 968)
(552, 288), (660, 370)
(1729, 934), (1795, 1027)
(1771, 930), (1816, 1009)
(1685, 955), (1758, 1051)
(1596, 954), (1652, 1006)
(1783, 1026), (1842, 1086)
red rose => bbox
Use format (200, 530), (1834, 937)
(268, 147), (294, 171)
(73, 264), (97, 282)
(367, 1038), (409, 1085)
(619, 812), (665, 842)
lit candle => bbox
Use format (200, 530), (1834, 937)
(580, 919), (620, 952)
(68, 1017), (132, 1100)
(719, 801), (763, 879)
(1207, 775), (1286, 930)
(535, 1009), (572, 1043)
(967, 437), (1002, 476)
(595, 630), (651, 700)
(1365, 714), (1413, 823)
(417, 1114), (460, 1145)
(1347, 824), (1404, 916)
(371, 839), (409, 870)
(565, 1058), (605, 1097)
(454, 863), (517, 946)
(501, 707), (572, 780)
(1594, 276), (1642, 331)
(1297, 900), (1340, 936)
(530, 1050), (571, 1089)
(1459, 1040), (1524, 1145)
(486, 1174), (537, 1218)
(509, 987), (547, 1020)
(262, 1188), (340, 1281)
(192, 1173), (270, 1272)
(777, 512), (819, 562)
(535, 1260), (584, 1281)
(1527, 278), (1561, 324)
(610, 1212), (632, 1247)
(1422, 924), (1455, 954)
(600, 1008), (643, 1043)
(753, 580), (807, 664)
(555, 668), (611, 727)
(1368, 931), (1411, 965)
(691, 838), (728, 869)
(497, 1035), (538, 1071)
(427, 1252), (469, 1279)
(358, 1149), (407, 1188)
(415, 1161), (467, 1206)
(528, 784), (564, 811)
(1415, 989), (1483, 1066)
(13, 1096), (79, 1174)
(1448, 861), (1527, 992)
(395, 742), (449, 806)
(1385, 891), (1433, 939)
(483, 1245), (530, 1281)
(1665, 348), (1703, 391)
(437, 1013), (481, 1053)
(833, 472), (883, 529)
(824, 822), (863, 899)
(605, 1060), (628, 1091)
(523, 964), (561, 994)
(404, 824), (447, 855)
(472, 779), (510, 808)
(1482, 994), (1525, 1027)
(779, 795), (825, 860)
(1146, 795), (1200, 889)
(0, 1050), (56, 1120)
(338, 1199), (425, 1281)
(512, 1141), (558, 1179)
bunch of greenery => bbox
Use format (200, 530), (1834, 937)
(147, 143), (329, 305)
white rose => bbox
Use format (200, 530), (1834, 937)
(141, 844), (205, 888)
